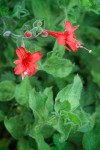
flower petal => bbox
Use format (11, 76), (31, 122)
(26, 64), (38, 76)
(16, 47), (27, 59)
(64, 21), (73, 33)
(14, 59), (21, 64)
(67, 40), (77, 52)
(64, 21), (79, 33)
(72, 25), (79, 32)
(14, 64), (26, 75)
(57, 35), (66, 45)
(30, 51), (42, 63)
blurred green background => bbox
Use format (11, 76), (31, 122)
(0, 0), (100, 150)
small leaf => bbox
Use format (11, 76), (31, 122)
(67, 75), (83, 110)
(55, 100), (71, 113)
(53, 134), (66, 149)
(55, 75), (83, 110)
(29, 87), (53, 120)
(83, 125), (100, 150)
(68, 112), (81, 124)
(15, 77), (32, 106)
(43, 56), (73, 78)
(78, 110), (95, 132)
(29, 127), (51, 150)
(29, 89), (48, 120)
(52, 40), (65, 58)
(17, 139), (30, 150)
(4, 116), (24, 139)
(44, 87), (54, 115)
(0, 80), (16, 101)
(53, 117), (72, 142)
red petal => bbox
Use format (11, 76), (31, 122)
(30, 51), (42, 63)
(72, 25), (79, 32)
(16, 47), (27, 59)
(67, 41), (77, 52)
(64, 21), (73, 33)
(14, 64), (26, 75)
(57, 35), (66, 45)
(64, 21), (79, 33)
(26, 64), (38, 76)
(14, 59), (21, 64)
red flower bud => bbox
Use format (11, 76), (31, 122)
(24, 31), (32, 38)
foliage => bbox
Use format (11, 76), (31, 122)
(0, 0), (100, 150)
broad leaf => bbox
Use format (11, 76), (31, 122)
(55, 75), (83, 110)
(4, 116), (24, 139)
(0, 80), (16, 101)
(43, 56), (73, 78)
(15, 77), (32, 106)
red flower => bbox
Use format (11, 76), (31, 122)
(14, 47), (42, 79)
(43, 21), (91, 53)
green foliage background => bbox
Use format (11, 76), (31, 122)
(0, 0), (100, 150)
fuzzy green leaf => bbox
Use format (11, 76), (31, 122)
(29, 87), (53, 121)
(44, 56), (73, 78)
(83, 125), (100, 150)
(67, 75), (83, 110)
(4, 116), (24, 139)
(55, 75), (83, 110)
(0, 80), (16, 101)
(15, 77), (32, 106)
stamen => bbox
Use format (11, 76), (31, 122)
(79, 45), (92, 53)
(24, 71), (28, 75)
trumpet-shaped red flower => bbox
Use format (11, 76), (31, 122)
(14, 47), (42, 79)
(43, 21), (91, 53)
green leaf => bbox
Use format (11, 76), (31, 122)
(55, 75), (83, 110)
(53, 134), (66, 150)
(44, 87), (54, 115)
(13, 1), (29, 18)
(29, 90), (48, 120)
(52, 40), (65, 58)
(67, 75), (83, 110)
(29, 87), (53, 121)
(43, 56), (73, 78)
(78, 110), (95, 132)
(53, 117), (72, 142)
(15, 77), (32, 106)
(0, 80), (16, 101)
(68, 112), (81, 125)
(4, 116), (24, 139)
(41, 125), (55, 138)
(82, 0), (92, 7)
(17, 139), (30, 150)
(83, 125), (100, 150)
(31, 0), (52, 28)
(55, 100), (71, 113)
(29, 127), (51, 150)
(55, 85), (71, 102)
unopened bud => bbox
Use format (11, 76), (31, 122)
(24, 31), (32, 38)
(3, 31), (11, 37)
(41, 31), (48, 37)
